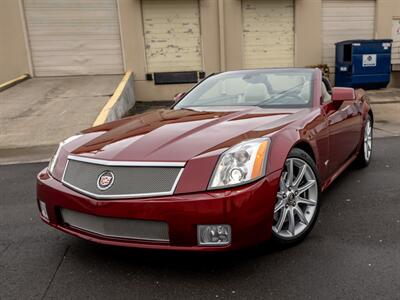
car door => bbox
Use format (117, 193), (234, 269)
(321, 80), (363, 175)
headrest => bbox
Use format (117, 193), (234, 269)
(244, 83), (269, 103)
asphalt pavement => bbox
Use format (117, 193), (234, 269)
(1, 137), (400, 300)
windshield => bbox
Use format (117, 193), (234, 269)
(175, 69), (314, 109)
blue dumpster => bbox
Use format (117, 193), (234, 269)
(335, 39), (392, 89)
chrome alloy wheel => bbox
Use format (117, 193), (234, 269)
(364, 119), (372, 162)
(273, 158), (318, 239)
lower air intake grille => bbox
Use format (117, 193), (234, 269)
(61, 208), (169, 242)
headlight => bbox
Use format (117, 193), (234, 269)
(48, 134), (81, 176)
(209, 138), (270, 189)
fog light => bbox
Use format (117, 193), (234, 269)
(197, 225), (231, 246)
(39, 200), (49, 220)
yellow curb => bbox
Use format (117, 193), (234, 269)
(93, 71), (132, 127)
(0, 74), (30, 91)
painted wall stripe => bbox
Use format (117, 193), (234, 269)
(0, 74), (30, 92)
(92, 71), (132, 127)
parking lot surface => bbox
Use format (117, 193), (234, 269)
(1, 137), (399, 300)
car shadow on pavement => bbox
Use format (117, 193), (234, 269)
(63, 165), (363, 273)
(57, 156), (376, 283)
(68, 237), (283, 272)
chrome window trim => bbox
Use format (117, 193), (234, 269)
(61, 156), (185, 199)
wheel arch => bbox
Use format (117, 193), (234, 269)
(292, 140), (316, 163)
(267, 129), (319, 176)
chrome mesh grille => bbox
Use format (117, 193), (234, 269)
(61, 208), (169, 242)
(62, 157), (184, 199)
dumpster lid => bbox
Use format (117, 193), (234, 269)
(335, 39), (392, 45)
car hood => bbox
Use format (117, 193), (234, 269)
(70, 106), (310, 162)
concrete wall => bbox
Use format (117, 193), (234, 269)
(2, 0), (400, 97)
(121, 0), (400, 101)
(223, 0), (243, 71)
(117, 0), (217, 101)
(200, 0), (221, 73)
(376, 0), (394, 38)
(295, 0), (322, 67)
(103, 72), (136, 124)
(0, 0), (30, 84)
(381, 0), (400, 87)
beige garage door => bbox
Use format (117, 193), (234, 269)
(242, 0), (294, 68)
(24, 0), (124, 76)
(322, 0), (376, 72)
(142, 0), (202, 73)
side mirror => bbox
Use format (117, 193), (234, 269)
(331, 87), (355, 101)
(173, 92), (186, 102)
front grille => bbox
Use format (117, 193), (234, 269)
(61, 208), (169, 242)
(62, 156), (184, 199)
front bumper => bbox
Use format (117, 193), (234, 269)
(37, 168), (280, 251)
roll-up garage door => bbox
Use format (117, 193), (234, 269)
(322, 0), (376, 72)
(142, 0), (202, 73)
(242, 0), (294, 68)
(23, 0), (124, 76)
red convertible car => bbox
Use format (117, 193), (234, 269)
(37, 68), (373, 251)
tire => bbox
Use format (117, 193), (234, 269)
(271, 148), (321, 246)
(355, 114), (373, 168)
